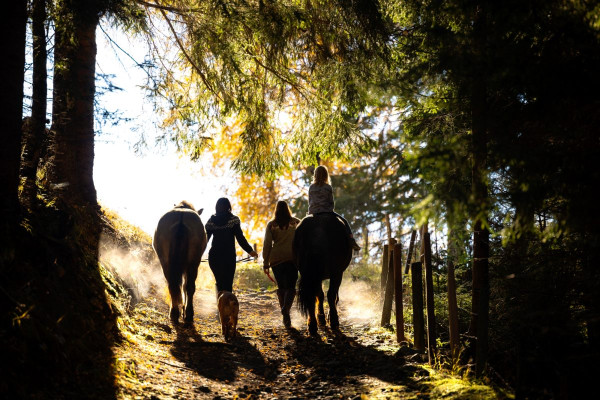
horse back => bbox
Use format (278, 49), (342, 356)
(153, 208), (207, 269)
(294, 214), (352, 276)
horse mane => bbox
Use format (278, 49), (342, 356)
(175, 200), (195, 210)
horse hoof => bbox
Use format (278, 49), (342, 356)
(308, 321), (319, 336)
(317, 314), (327, 327)
(170, 308), (180, 323)
(282, 313), (292, 329)
(329, 316), (339, 330)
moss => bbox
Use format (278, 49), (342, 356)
(0, 202), (137, 398)
(420, 367), (514, 400)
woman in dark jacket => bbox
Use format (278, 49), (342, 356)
(205, 198), (258, 292)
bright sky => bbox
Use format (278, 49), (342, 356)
(93, 25), (231, 235)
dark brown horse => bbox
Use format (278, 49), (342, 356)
(153, 201), (207, 323)
(293, 213), (352, 335)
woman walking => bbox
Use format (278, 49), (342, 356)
(205, 198), (258, 293)
(262, 201), (300, 328)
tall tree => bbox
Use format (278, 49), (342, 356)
(21, 0), (49, 207)
(50, 1), (102, 210)
(0, 0), (28, 220)
(48, 0), (145, 256)
(469, 1), (490, 376)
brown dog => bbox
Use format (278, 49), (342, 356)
(217, 291), (239, 341)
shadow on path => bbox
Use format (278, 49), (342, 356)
(170, 323), (235, 381)
(169, 323), (277, 383)
(287, 327), (428, 391)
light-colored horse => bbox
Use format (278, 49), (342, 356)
(153, 201), (207, 323)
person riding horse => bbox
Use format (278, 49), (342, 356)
(292, 165), (358, 334)
(307, 165), (360, 252)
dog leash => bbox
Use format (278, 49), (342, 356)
(264, 268), (276, 283)
(200, 256), (256, 263)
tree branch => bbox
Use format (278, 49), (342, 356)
(136, 0), (205, 16)
(155, 4), (222, 102)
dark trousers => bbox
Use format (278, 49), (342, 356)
(209, 249), (236, 292)
(272, 261), (298, 290)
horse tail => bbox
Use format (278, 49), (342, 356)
(168, 214), (189, 292)
(297, 252), (322, 317)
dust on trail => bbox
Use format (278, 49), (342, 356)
(113, 283), (432, 400)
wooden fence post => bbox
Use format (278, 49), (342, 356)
(381, 239), (396, 326)
(404, 230), (416, 275)
(411, 261), (425, 351)
(422, 228), (437, 364)
(393, 242), (404, 342)
(380, 244), (389, 294)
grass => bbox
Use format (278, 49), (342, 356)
(422, 366), (514, 400)
(235, 261), (277, 290)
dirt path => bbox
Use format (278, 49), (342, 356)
(113, 286), (436, 400)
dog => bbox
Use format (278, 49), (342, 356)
(217, 291), (239, 341)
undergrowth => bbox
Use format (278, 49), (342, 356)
(0, 201), (122, 399)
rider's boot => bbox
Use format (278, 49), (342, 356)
(349, 235), (361, 252)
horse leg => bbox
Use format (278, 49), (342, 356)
(168, 280), (182, 323)
(305, 291), (319, 336)
(316, 285), (327, 326)
(327, 274), (343, 331)
(183, 266), (198, 323)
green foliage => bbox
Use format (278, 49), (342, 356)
(146, 0), (389, 174)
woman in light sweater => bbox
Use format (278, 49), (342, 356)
(262, 201), (300, 328)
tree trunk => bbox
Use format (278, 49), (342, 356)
(50, 14), (99, 208)
(469, 1), (490, 377)
(361, 224), (369, 262)
(21, 0), (48, 207)
(422, 226), (437, 364)
(49, 4), (102, 259)
(447, 228), (460, 361)
(384, 214), (392, 244)
(0, 0), (27, 217)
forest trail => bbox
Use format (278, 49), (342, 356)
(113, 285), (434, 400)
